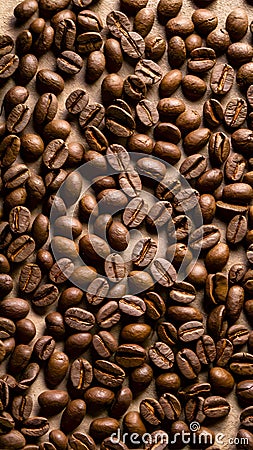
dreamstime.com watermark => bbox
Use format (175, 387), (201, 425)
(110, 422), (249, 447)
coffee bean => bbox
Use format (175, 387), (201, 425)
(192, 9), (218, 35)
(12, 394), (33, 422)
(134, 8), (155, 37)
(64, 308), (95, 332)
(176, 348), (201, 379)
(7, 104), (31, 134)
(228, 324), (249, 346)
(36, 69), (64, 95)
(226, 8), (248, 41)
(0, 430), (26, 449)
(77, 32), (102, 55)
(226, 214), (247, 244)
(38, 390), (68, 416)
(203, 396), (230, 418)
(106, 11), (131, 39)
(54, 19), (76, 51)
(190, 225), (220, 251)
(208, 131), (230, 166)
(136, 99), (159, 127)
(135, 58), (163, 85)
(182, 74), (207, 100)
(79, 103), (105, 129)
(78, 10), (102, 33)
(166, 16), (194, 38)
(86, 278), (109, 306)
(119, 295), (146, 317)
(140, 398), (164, 425)
(43, 139), (68, 169)
(105, 103), (135, 137)
(0, 35), (14, 56)
(115, 344), (146, 368)
(92, 331), (117, 358)
(196, 335), (216, 365)
(168, 36), (186, 68)
(68, 433), (96, 450)
(188, 47), (216, 73)
(45, 351), (69, 387)
(203, 99), (224, 128)
(57, 50), (83, 75)
(145, 34), (166, 61)
(66, 89), (89, 115)
(180, 154), (207, 180)
(19, 263), (42, 294)
(210, 63), (234, 95)
(224, 97), (247, 128)
(61, 399), (86, 434)
(32, 284), (59, 308)
(149, 342), (174, 370)
(70, 357), (93, 391)
(0, 54), (19, 79)
(7, 235), (35, 263)
(34, 93), (58, 126)
(0, 135), (21, 167)
(151, 258), (177, 287)
(121, 31), (145, 59)
(173, 188), (200, 212)
(94, 360), (125, 388)
(132, 238), (157, 268)
(178, 321), (205, 342)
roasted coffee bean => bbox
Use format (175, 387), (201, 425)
(36, 69), (64, 95)
(86, 50), (106, 84)
(121, 31), (145, 59)
(43, 139), (68, 169)
(160, 69), (182, 97)
(145, 34), (166, 61)
(183, 128), (211, 155)
(226, 215), (247, 244)
(16, 29), (32, 55)
(208, 305), (228, 341)
(7, 104), (31, 134)
(168, 36), (186, 68)
(21, 134), (44, 162)
(203, 99), (224, 128)
(84, 387), (114, 409)
(135, 59), (163, 85)
(54, 19), (76, 51)
(32, 214), (49, 248)
(192, 9), (217, 35)
(0, 53), (19, 79)
(207, 27), (231, 55)
(199, 194), (216, 223)
(223, 182), (253, 204)
(0, 430), (26, 449)
(151, 258), (177, 287)
(157, 0), (182, 22)
(9, 206), (30, 234)
(70, 357), (93, 392)
(139, 398), (164, 426)
(188, 47), (216, 73)
(210, 63), (234, 95)
(0, 35), (14, 56)
(166, 16), (194, 38)
(136, 99), (159, 128)
(60, 399), (86, 434)
(78, 10), (102, 32)
(43, 119), (71, 141)
(94, 360), (125, 388)
(154, 122), (181, 143)
(90, 417), (120, 442)
(39, 0), (71, 14)
(121, 323), (151, 344)
(176, 348), (201, 379)
(120, 0), (148, 13)
(17, 54), (38, 84)
(0, 135), (21, 168)
(178, 321), (205, 342)
(66, 89), (89, 115)
(64, 307), (95, 332)
(226, 8), (248, 41)
(209, 131), (230, 166)
(49, 258), (74, 284)
(119, 295), (146, 317)
(190, 225), (221, 251)
(96, 301), (121, 328)
(79, 103), (105, 129)
(132, 238), (157, 268)
(8, 344), (32, 374)
(57, 50), (83, 75)
(115, 344), (146, 368)
(134, 8), (155, 37)
(84, 126), (108, 153)
(7, 235), (35, 263)
(225, 153), (246, 182)
(182, 74), (207, 100)
(38, 390), (68, 416)
(180, 154), (207, 180)
(77, 32), (103, 54)
(32, 284), (59, 308)
(203, 396), (230, 418)
(124, 75), (146, 102)
(173, 188), (200, 212)
(45, 351), (69, 387)
(224, 98), (247, 128)
(19, 263), (41, 294)
(158, 97), (185, 120)
(227, 42), (253, 68)
(149, 342), (174, 370)
(205, 272), (228, 306)
(106, 10), (131, 38)
(153, 141), (181, 164)
(240, 406), (253, 427)
(196, 335), (216, 365)
(68, 432), (96, 450)
(92, 331), (117, 358)
(105, 103), (135, 137)
(12, 394), (33, 422)
(228, 324), (249, 346)
(34, 93), (58, 126)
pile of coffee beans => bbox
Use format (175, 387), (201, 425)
(0, 0), (253, 448)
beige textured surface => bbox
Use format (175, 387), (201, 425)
(0, 0), (253, 448)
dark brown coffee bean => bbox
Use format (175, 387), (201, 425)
(139, 398), (164, 426)
(49, 258), (74, 284)
(92, 331), (117, 358)
(226, 214), (247, 244)
(183, 128), (211, 155)
(119, 295), (146, 317)
(203, 99), (224, 128)
(86, 278), (109, 306)
(7, 104), (31, 134)
(43, 139), (68, 169)
(0, 430), (26, 449)
(0, 53), (19, 79)
(12, 394), (33, 422)
(203, 396), (230, 418)
(226, 8), (248, 41)
(228, 324), (249, 346)
(66, 89), (89, 115)
(57, 50), (83, 75)
(208, 305), (228, 341)
(64, 307), (95, 332)
(208, 131), (230, 166)
(19, 263), (41, 294)
(190, 224), (220, 251)
(84, 387), (114, 410)
(182, 74), (207, 100)
(105, 103), (135, 137)
(123, 75), (146, 102)
(166, 16), (194, 38)
(136, 100), (159, 127)
(36, 69), (64, 95)
(60, 400), (86, 434)
(94, 360), (125, 388)
(16, 29), (32, 55)
(224, 97), (247, 129)
(178, 321), (205, 342)
(205, 272), (227, 307)
(39, 0), (71, 14)
(8, 344), (32, 374)
(180, 154), (207, 180)
(192, 9), (217, 35)
(176, 348), (201, 379)
(154, 122), (181, 143)
(34, 93), (58, 126)
(106, 10), (131, 38)
(77, 32), (103, 54)
(38, 390), (69, 416)
(54, 19), (76, 51)
(237, 63), (253, 89)
(7, 235), (35, 263)
(227, 42), (253, 68)
(70, 357), (93, 392)
(188, 47), (216, 73)
(45, 351), (69, 387)
(115, 344), (146, 368)
(122, 197), (148, 228)
(135, 58), (163, 85)
(0, 35), (14, 56)
(151, 258), (177, 287)
(223, 182), (253, 204)
(121, 31), (145, 59)
(0, 135), (20, 167)
(145, 34), (166, 61)
(134, 7), (155, 37)
(79, 103), (105, 129)
(8, 206), (30, 234)
(210, 63), (234, 95)
(68, 432), (95, 450)
(168, 36), (186, 68)
(196, 335), (216, 365)
(206, 27), (231, 55)
(131, 238), (157, 268)
(149, 342), (174, 370)
(158, 97), (185, 120)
